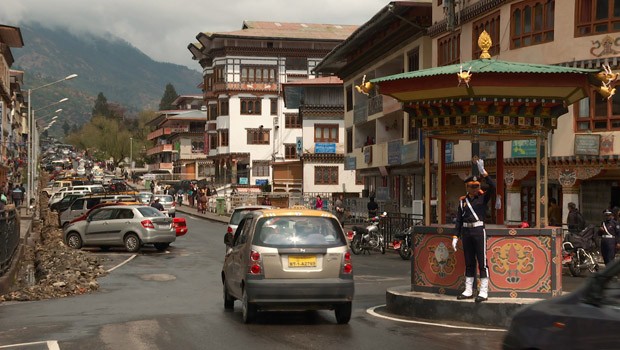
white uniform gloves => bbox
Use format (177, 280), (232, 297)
(452, 236), (458, 251)
(476, 158), (487, 176)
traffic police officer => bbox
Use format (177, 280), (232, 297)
(599, 209), (620, 266)
(453, 157), (495, 302)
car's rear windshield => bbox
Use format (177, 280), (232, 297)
(137, 206), (165, 217)
(253, 216), (346, 247)
(157, 195), (174, 202)
(230, 208), (262, 225)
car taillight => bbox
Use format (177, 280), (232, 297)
(346, 231), (354, 240)
(342, 251), (352, 274)
(248, 250), (263, 275)
(227, 226), (233, 234)
(141, 220), (155, 229)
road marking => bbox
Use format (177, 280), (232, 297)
(0, 340), (60, 349)
(366, 305), (507, 332)
(106, 254), (137, 273)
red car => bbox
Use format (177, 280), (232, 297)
(173, 217), (188, 236)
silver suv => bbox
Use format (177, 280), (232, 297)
(221, 208), (354, 324)
(63, 205), (176, 252)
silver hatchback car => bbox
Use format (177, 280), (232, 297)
(63, 205), (176, 252)
(152, 194), (176, 217)
(221, 208), (354, 324)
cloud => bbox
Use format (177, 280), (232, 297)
(0, 0), (388, 69)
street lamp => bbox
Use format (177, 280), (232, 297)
(129, 137), (133, 177)
(27, 73), (78, 208)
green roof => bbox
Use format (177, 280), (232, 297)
(372, 59), (599, 83)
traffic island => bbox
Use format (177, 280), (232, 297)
(385, 286), (539, 328)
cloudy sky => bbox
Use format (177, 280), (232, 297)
(0, 0), (392, 69)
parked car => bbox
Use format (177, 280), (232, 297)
(63, 204), (176, 252)
(50, 193), (84, 213)
(59, 194), (137, 228)
(222, 208), (354, 324)
(502, 257), (620, 350)
(225, 205), (273, 244)
(173, 217), (188, 237)
(152, 194), (176, 217)
(67, 201), (141, 226)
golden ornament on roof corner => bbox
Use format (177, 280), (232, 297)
(596, 63), (620, 84)
(478, 30), (492, 59)
(355, 75), (374, 95)
(597, 83), (616, 100)
(457, 65), (472, 87)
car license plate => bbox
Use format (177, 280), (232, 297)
(288, 255), (316, 267)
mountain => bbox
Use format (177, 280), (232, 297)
(12, 24), (202, 133)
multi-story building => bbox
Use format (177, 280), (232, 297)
(0, 25), (24, 186)
(281, 76), (364, 195)
(188, 21), (358, 191)
(145, 95), (208, 179)
(318, 0), (620, 225)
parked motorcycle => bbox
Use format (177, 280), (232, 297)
(393, 226), (414, 260)
(562, 225), (600, 277)
(350, 212), (387, 255)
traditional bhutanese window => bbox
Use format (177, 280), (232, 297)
(285, 113), (301, 128)
(252, 160), (270, 177)
(314, 124), (338, 143)
(240, 98), (262, 115)
(220, 129), (229, 146)
(510, 0), (555, 49)
(576, 0), (620, 36)
(247, 128), (270, 145)
(315, 166), (338, 185)
(284, 143), (297, 159)
(575, 88), (620, 131)
(438, 31), (461, 66)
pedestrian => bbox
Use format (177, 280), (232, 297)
(453, 156), (495, 303)
(567, 202), (586, 234)
(262, 195), (272, 206)
(334, 194), (346, 227)
(188, 187), (195, 207)
(11, 185), (24, 207)
(150, 181), (155, 193)
(367, 196), (378, 218)
(315, 195), (323, 210)
(548, 198), (562, 226)
(177, 188), (184, 206)
(599, 209), (620, 266)
(151, 197), (164, 211)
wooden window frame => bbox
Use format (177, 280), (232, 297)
(252, 161), (270, 177)
(270, 98), (278, 116)
(284, 143), (297, 159)
(219, 99), (229, 116)
(285, 113), (302, 128)
(472, 11), (501, 58)
(220, 129), (229, 146)
(510, 0), (555, 49)
(240, 98), (262, 115)
(438, 31), (461, 66)
(576, 0), (620, 36)
(314, 166), (339, 185)
(407, 47), (420, 72)
(575, 88), (620, 131)
(314, 124), (339, 143)
(241, 66), (277, 83)
(247, 128), (270, 145)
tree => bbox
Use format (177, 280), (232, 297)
(66, 116), (133, 167)
(159, 83), (179, 111)
(62, 120), (71, 135)
(92, 92), (112, 118)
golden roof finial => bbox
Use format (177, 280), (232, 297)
(478, 30), (492, 59)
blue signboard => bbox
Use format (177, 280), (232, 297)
(256, 179), (268, 186)
(315, 143), (336, 154)
(511, 140), (537, 158)
(296, 137), (303, 157)
(388, 139), (402, 165)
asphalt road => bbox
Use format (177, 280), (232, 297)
(2, 211), (594, 349)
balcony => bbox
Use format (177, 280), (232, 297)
(146, 144), (174, 156)
(147, 128), (172, 140)
(354, 95), (402, 125)
(212, 82), (279, 93)
(147, 163), (173, 172)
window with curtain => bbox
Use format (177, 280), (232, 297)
(576, 0), (620, 36)
(575, 89), (620, 130)
(314, 124), (338, 143)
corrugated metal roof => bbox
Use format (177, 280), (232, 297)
(372, 59), (599, 83)
(202, 21), (358, 41)
(0, 25), (24, 47)
(283, 76), (343, 86)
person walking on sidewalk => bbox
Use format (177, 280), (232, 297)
(334, 194), (346, 227)
(453, 156), (495, 303)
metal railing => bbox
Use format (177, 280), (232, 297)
(0, 208), (20, 278)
